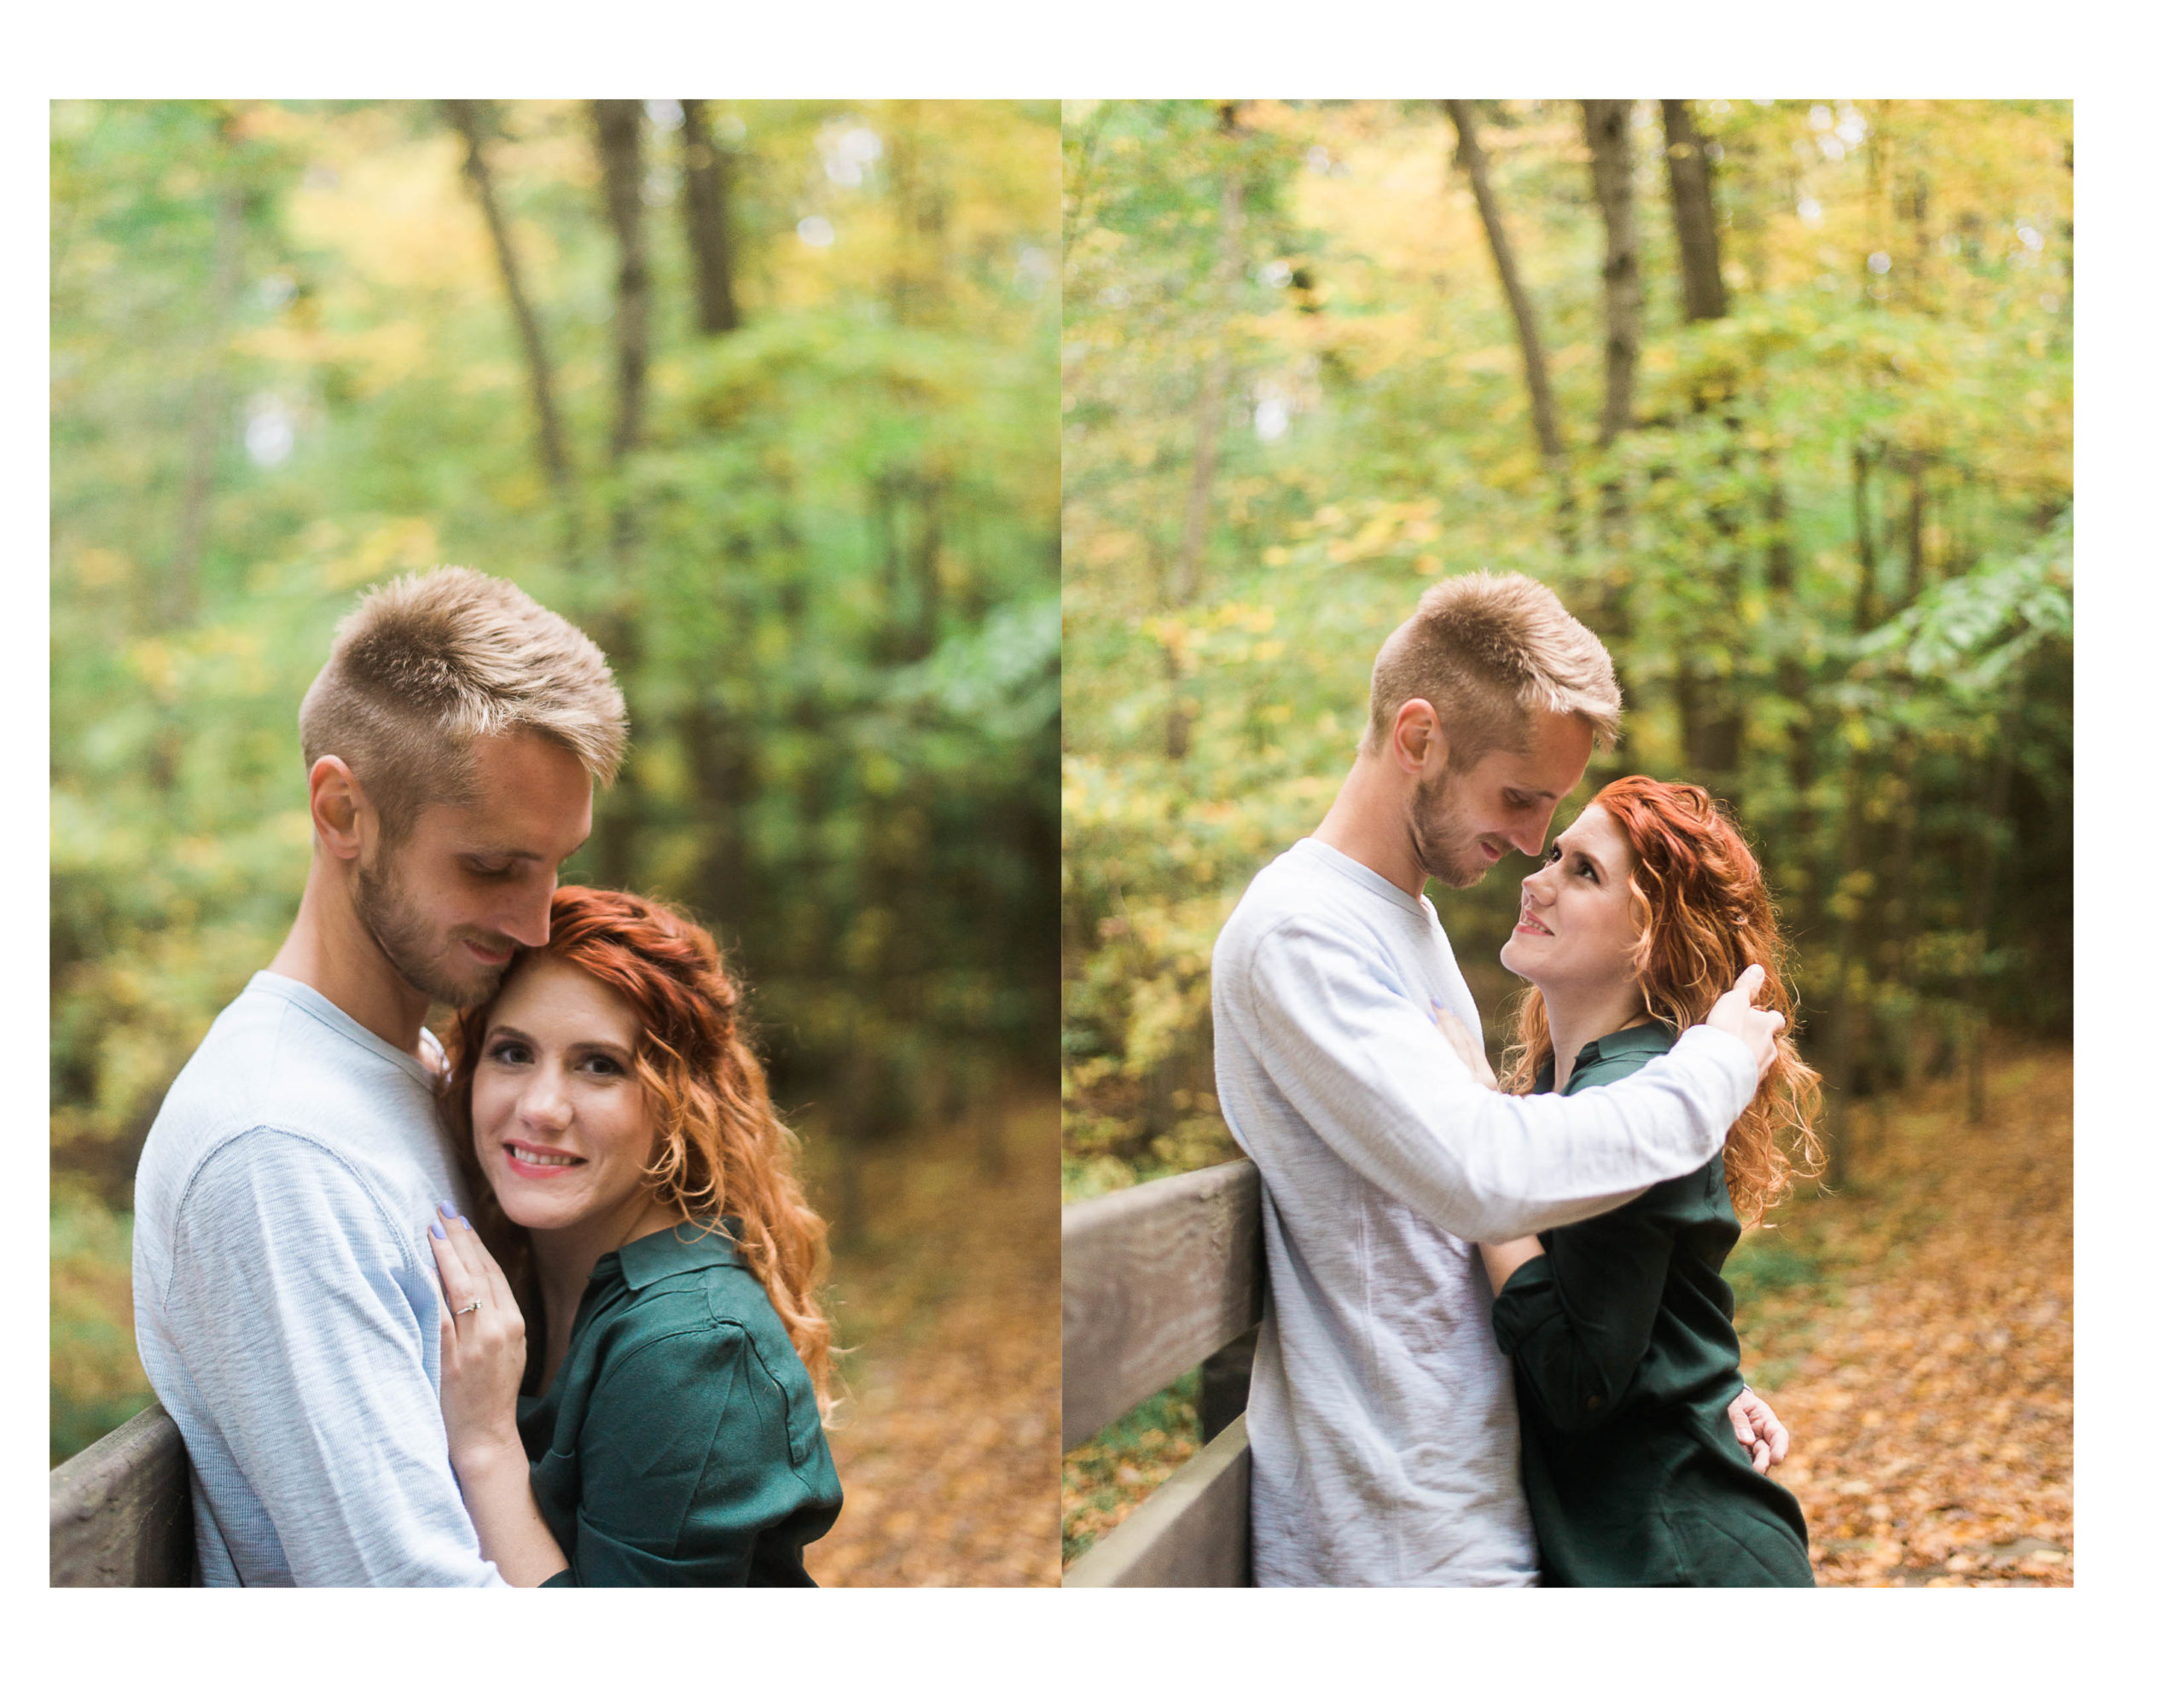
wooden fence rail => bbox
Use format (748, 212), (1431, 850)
(49, 1404), (196, 1586)
(63, 1158), (1270, 1588)
(1062, 1157), (1265, 1587)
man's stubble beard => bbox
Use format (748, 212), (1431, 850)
(1405, 765), (1491, 891)
(354, 848), (504, 1010)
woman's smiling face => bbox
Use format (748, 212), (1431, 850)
(1500, 803), (1646, 995)
(469, 956), (659, 1234)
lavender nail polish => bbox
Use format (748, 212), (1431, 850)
(459, 1216), (472, 1231)
(430, 1219), (446, 1240)
(438, 1200), (458, 1219)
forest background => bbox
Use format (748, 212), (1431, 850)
(1061, 99), (2072, 1580)
(51, 98), (1061, 1579)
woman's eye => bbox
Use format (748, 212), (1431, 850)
(485, 1040), (530, 1065)
(580, 1054), (625, 1077)
(1578, 861), (1597, 881)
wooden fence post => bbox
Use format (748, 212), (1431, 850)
(49, 1404), (196, 1587)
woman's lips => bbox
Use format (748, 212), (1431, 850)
(502, 1141), (584, 1180)
(1513, 911), (1553, 936)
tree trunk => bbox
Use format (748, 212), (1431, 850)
(1851, 441), (1878, 633)
(1875, 453), (1931, 1078)
(166, 112), (244, 630)
(1763, 455), (1816, 937)
(590, 99), (653, 889)
(1171, 128), (1242, 614)
(1960, 703), (2018, 1128)
(593, 100), (652, 470)
(887, 101), (950, 328)
(1816, 440), (1891, 1159)
(1863, 102), (1891, 308)
(677, 99), (741, 334)
(1444, 101), (1566, 472)
(444, 101), (575, 502)
(1164, 103), (1246, 761)
(1579, 100), (1641, 448)
(1660, 100), (1728, 323)
(682, 687), (753, 936)
(909, 475), (943, 662)
(1655, 101), (1744, 791)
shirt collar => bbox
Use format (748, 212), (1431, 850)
(1571, 1019), (1678, 1075)
(601, 1219), (744, 1290)
(1533, 1019), (1679, 1093)
(1291, 837), (1432, 918)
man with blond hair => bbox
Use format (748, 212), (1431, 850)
(1211, 570), (1787, 1587)
(133, 568), (627, 1586)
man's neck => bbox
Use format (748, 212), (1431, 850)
(1313, 755), (1427, 899)
(267, 855), (431, 1056)
(1542, 985), (1651, 1093)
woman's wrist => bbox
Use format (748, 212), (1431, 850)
(449, 1429), (531, 1487)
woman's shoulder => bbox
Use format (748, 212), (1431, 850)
(599, 1225), (767, 1336)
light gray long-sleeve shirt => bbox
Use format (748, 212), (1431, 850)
(132, 971), (504, 1586)
(1210, 838), (1757, 1586)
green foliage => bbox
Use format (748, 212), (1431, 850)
(51, 100), (1059, 1459)
(1060, 1371), (1201, 1565)
(1063, 100), (2072, 1187)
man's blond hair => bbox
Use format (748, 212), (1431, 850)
(299, 567), (627, 838)
(1364, 571), (1621, 767)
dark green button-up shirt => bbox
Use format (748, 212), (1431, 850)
(1490, 1023), (1813, 1586)
(518, 1222), (841, 1586)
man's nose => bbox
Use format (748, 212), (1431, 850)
(1512, 814), (1554, 858)
(504, 877), (555, 949)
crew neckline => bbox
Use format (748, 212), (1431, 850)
(247, 970), (443, 1087)
(1290, 836), (1431, 917)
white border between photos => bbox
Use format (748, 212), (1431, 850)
(13, 0), (2168, 1673)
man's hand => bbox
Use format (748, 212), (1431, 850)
(1728, 1385), (1790, 1474)
(1704, 964), (1785, 1081)
(1432, 1002), (1500, 1088)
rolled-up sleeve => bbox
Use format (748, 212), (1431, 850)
(561, 1324), (835, 1586)
(1489, 1176), (1699, 1435)
(1239, 915), (1757, 1241)
(166, 1128), (503, 1586)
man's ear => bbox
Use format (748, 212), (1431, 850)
(1390, 699), (1440, 777)
(307, 755), (372, 861)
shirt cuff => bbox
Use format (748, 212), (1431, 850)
(1488, 1252), (1559, 1357)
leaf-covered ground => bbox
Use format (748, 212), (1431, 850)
(1064, 1045), (2073, 1585)
(1737, 1044), (2073, 1586)
(803, 1094), (1061, 1586)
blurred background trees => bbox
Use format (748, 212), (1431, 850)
(1061, 99), (2071, 1199)
(51, 98), (1060, 1465)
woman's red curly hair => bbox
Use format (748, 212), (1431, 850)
(1500, 775), (1826, 1224)
(440, 885), (836, 1416)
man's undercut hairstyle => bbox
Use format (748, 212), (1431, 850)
(298, 567), (628, 838)
(1365, 571), (1622, 767)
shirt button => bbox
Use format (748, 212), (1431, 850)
(1585, 1395), (1602, 1412)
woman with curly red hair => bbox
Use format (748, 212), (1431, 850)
(1477, 776), (1825, 1586)
(421, 884), (839, 1586)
